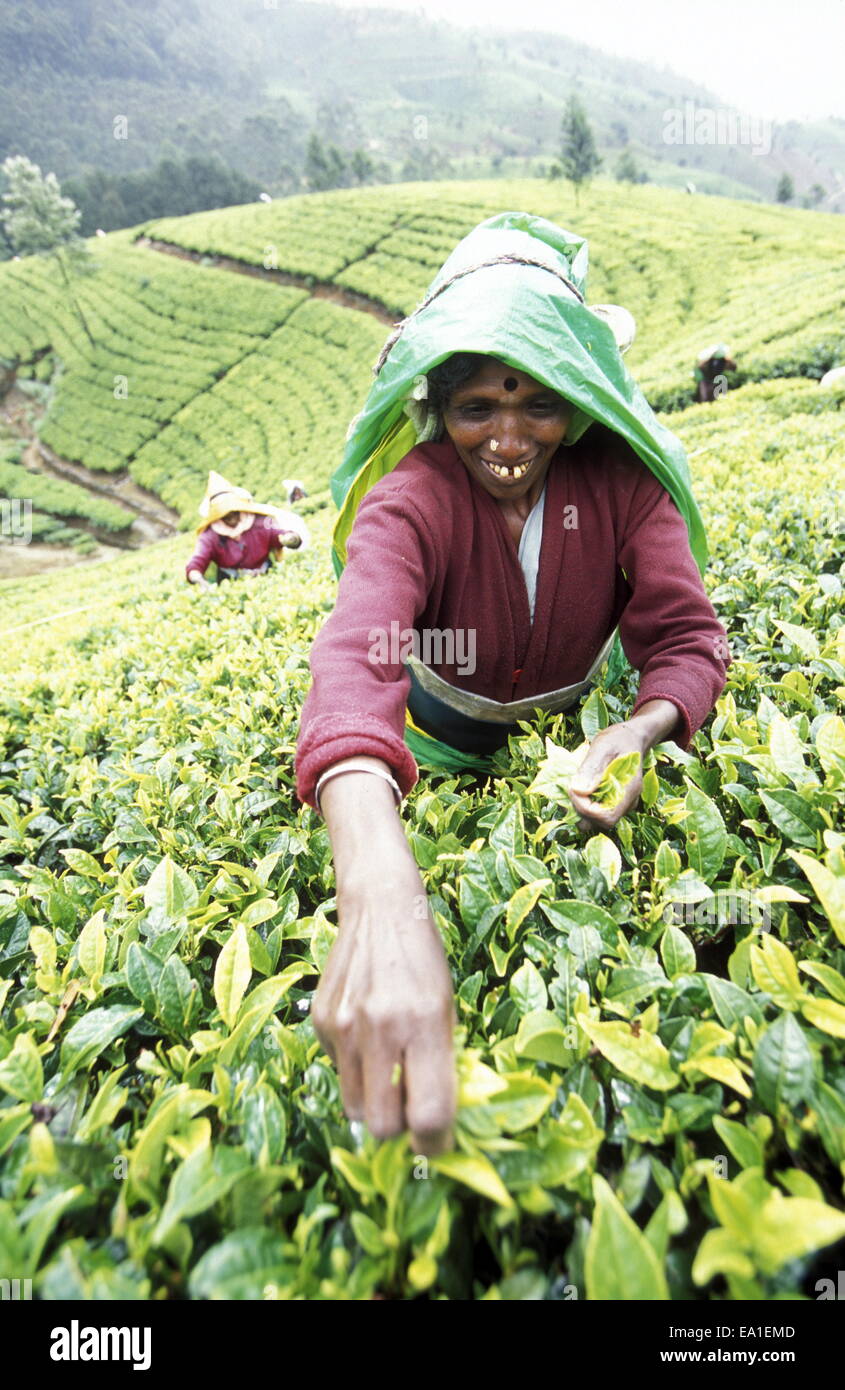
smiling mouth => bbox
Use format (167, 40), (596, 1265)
(479, 456), (536, 481)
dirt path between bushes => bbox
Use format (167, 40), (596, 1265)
(134, 235), (399, 325)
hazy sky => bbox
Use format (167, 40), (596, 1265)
(317, 0), (844, 121)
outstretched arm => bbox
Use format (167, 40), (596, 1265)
(296, 484), (456, 1151)
(185, 529), (216, 587)
(313, 758), (456, 1156)
(568, 469), (729, 829)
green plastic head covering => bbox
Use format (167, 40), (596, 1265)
(331, 210), (707, 575)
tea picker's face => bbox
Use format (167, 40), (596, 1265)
(442, 358), (571, 501)
(213, 510), (255, 538)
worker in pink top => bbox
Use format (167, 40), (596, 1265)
(297, 212), (730, 1158)
(185, 471), (307, 589)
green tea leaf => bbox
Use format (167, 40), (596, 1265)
(60, 1005), (142, 1076)
(153, 1141), (251, 1244)
(76, 910), (107, 982)
(60, 848), (105, 879)
(158, 954), (199, 1036)
(753, 1196), (845, 1276)
(789, 852), (845, 945)
(798, 960), (845, 1005)
(125, 941), (164, 1014)
(214, 923), (252, 1030)
(189, 1228), (295, 1300)
(775, 620), (820, 662)
(242, 1083), (287, 1166)
(660, 925), (696, 979)
(585, 1175), (669, 1299)
(801, 996), (845, 1038)
(702, 974), (764, 1029)
(692, 1227), (755, 1285)
(431, 1151), (514, 1209)
(712, 1115), (764, 1171)
(0, 1032), (43, 1102)
(509, 960), (548, 1015)
(749, 934), (804, 1009)
(816, 715), (845, 782)
(759, 789), (823, 847)
(526, 738), (585, 799)
(588, 751), (642, 809)
(505, 879), (551, 941)
(218, 964), (311, 1065)
(144, 855), (199, 918)
(578, 1016), (679, 1091)
(752, 1012), (815, 1113)
(514, 1010), (570, 1066)
(683, 785), (726, 881)
(459, 1075), (555, 1136)
(75, 1067), (129, 1142)
(583, 833), (622, 888)
(768, 710), (811, 784)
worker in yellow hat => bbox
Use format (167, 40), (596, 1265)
(185, 471), (307, 590)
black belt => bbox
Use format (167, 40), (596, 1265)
(406, 665), (519, 755)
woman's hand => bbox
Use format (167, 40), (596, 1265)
(187, 569), (211, 592)
(568, 698), (680, 831)
(314, 761), (457, 1156)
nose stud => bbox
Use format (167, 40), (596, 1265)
(489, 439), (499, 452)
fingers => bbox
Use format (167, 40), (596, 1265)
(569, 745), (608, 799)
(403, 1021), (457, 1157)
(568, 775), (642, 831)
(332, 1004), (457, 1154)
(313, 1001), (366, 1123)
(568, 727), (645, 829)
(360, 1007), (405, 1140)
(335, 1028), (365, 1122)
(569, 794), (617, 832)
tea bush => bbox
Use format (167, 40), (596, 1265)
(0, 457), (134, 534)
(3, 179), (843, 536)
(0, 183), (844, 1301)
(0, 373), (843, 1300)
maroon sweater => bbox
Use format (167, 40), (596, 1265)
(185, 516), (291, 579)
(295, 427), (729, 808)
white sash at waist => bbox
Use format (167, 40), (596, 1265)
(405, 629), (617, 725)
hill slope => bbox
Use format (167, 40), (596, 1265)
(1, 177), (843, 551)
(2, 0), (843, 207)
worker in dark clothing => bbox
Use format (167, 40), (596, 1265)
(694, 343), (736, 403)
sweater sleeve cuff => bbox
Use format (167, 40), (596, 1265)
(295, 714), (419, 809)
(631, 690), (693, 750)
(185, 550), (209, 579)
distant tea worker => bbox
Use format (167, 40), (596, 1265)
(284, 478), (308, 504)
(185, 470), (307, 590)
(694, 343), (736, 403)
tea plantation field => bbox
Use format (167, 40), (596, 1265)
(0, 180), (844, 1301)
(1, 179), (844, 528)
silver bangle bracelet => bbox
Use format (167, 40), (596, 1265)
(314, 761), (403, 817)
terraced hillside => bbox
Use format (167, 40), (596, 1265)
(1, 179), (843, 552)
(0, 181), (844, 1303)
